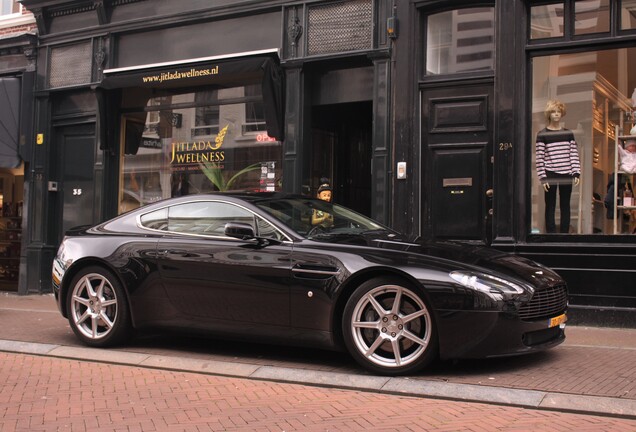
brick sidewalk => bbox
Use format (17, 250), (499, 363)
(1, 293), (636, 420)
(2, 352), (636, 432)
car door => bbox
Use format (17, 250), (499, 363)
(156, 200), (292, 327)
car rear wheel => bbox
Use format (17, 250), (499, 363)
(66, 266), (131, 347)
(343, 277), (437, 375)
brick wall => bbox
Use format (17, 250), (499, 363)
(0, 23), (36, 36)
(0, 4), (36, 35)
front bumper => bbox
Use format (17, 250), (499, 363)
(436, 309), (566, 360)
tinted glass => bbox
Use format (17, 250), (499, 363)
(622, 0), (636, 30)
(256, 197), (387, 238)
(426, 8), (494, 75)
(167, 201), (254, 235)
(575, 0), (610, 35)
(530, 3), (564, 39)
(140, 208), (168, 230)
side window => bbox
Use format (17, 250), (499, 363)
(167, 201), (254, 236)
(140, 208), (168, 230)
(256, 216), (286, 241)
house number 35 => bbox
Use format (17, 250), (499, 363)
(73, 189), (82, 196)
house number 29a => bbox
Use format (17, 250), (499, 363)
(73, 189), (83, 196)
(499, 142), (513, 151)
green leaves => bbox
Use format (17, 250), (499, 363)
(199, 160), (261, 191)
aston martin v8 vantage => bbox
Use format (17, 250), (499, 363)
(52, 193), (568, 375)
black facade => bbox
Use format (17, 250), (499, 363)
(0, 30), (35, 293)
(15, 0), (636, 327)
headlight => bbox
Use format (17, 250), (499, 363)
(450, 271), (527, 295)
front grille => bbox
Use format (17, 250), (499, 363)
(519, 284), (568, 320)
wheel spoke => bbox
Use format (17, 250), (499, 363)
(91, 316), (99, 338)
(353, 320), (379, 329)
(364, 335), (385, 358)
(402, 308), (427, 324)
(367, 293), (388, 316)
(101, 299), (117, 308)
(402, 329), (428, 347)
(95, 278), (106, 298)
(390, 288), (403, 315)
(76, 309), (90, 325)
(99, 312), (114, 329)
(83, 276), (97, 297)
(72, 295), (91, 307)
(390, 339), (402, 366)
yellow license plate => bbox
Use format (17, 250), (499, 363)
(549, 313), (567, 328)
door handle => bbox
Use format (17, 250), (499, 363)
(486, 189), (494, 198)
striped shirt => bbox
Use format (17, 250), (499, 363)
(535, 128), (581, 180)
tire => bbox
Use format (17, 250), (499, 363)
(66, 265), (131, 347)
(342, 277), (438, 376)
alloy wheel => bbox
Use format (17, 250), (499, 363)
(69, 273), (119, 340)
(349, 284), (432, 369)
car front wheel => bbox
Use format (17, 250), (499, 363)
(343, 277), (437, 375)
(66, 266), (131, 347)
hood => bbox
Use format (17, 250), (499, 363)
(313, 231), (563, 289)
(392, 238), (562, 288)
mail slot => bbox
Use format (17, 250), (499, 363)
(443, 177), (473, 187)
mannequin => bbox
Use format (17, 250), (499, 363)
(312, 178), (334, 226)
(316, 179), (332, 202)
(535, 100), (581, 233)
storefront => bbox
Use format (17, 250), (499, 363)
(0, 31), (35, 293)
(17, 0), (635, 325)
(392, 0), (636, 326)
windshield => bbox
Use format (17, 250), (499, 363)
(255, 197), (391, 239)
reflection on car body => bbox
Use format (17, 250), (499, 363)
(52, 192), (567, 376)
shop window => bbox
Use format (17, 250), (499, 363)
(531, 48), (636, 235)
(426, 7), (495, 75)
(530, 3), (564, 39)
(119, 84), (283, 214)
(574, 0), (610, 35)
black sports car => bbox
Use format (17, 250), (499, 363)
(52, 193), (568, 375)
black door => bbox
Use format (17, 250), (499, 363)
(421, 83), (494, 244)
(54, 124), (97, 243)
(311, 102), (373, 216)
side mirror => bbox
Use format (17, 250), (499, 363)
(224, 222), (256, 240)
